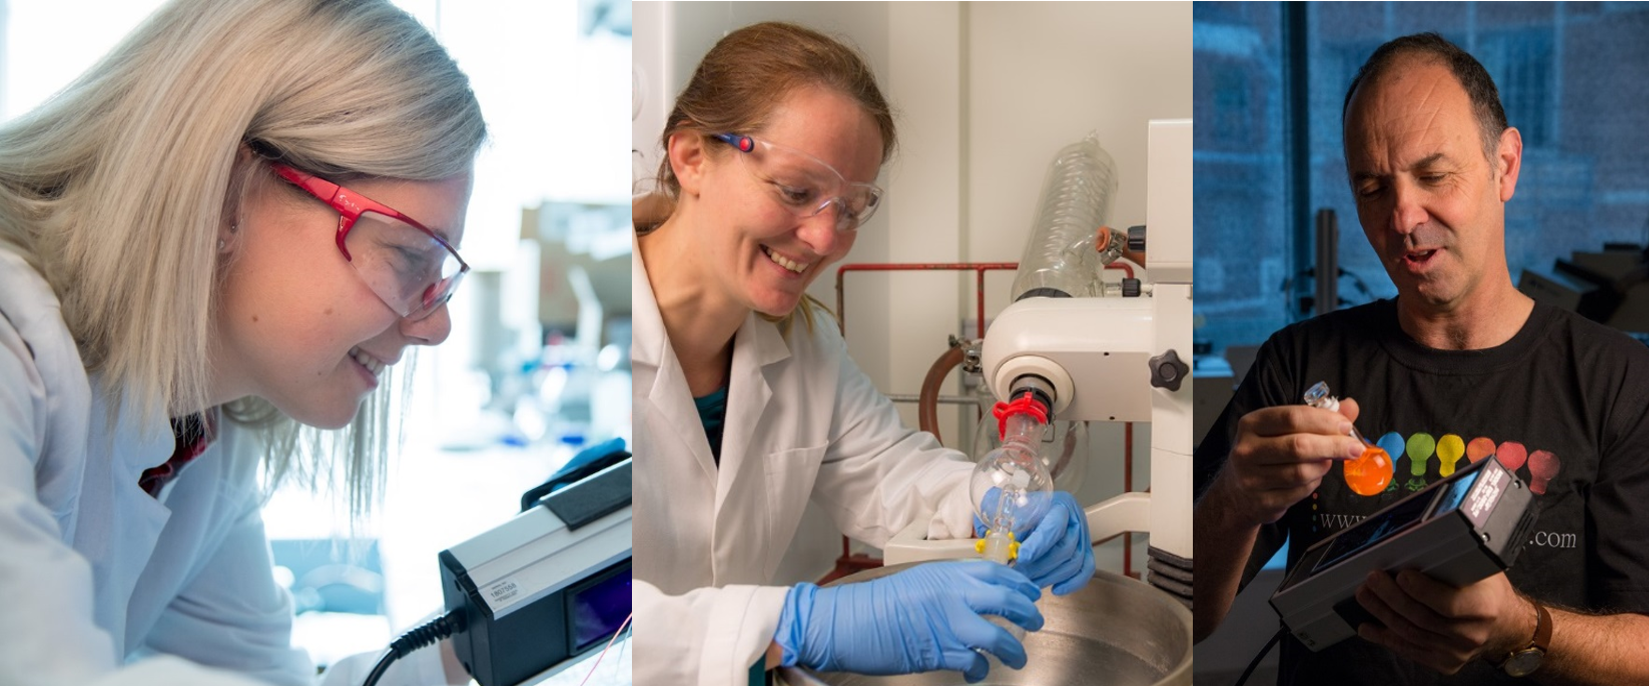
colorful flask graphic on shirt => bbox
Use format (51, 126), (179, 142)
(1405, 433), (1437, 492)
(1375, 432), (1406, 494)
(1303, 382), (1394, 496)
(1437, 434), (1466, 477)
(1527, 450), (1560, 495)
(1466, 437), (1497, 465)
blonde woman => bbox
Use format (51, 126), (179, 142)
(0, 1), (485, 684)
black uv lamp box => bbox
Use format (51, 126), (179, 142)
(1270, 456), (1540, 651)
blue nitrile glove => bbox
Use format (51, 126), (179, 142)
(772, 560), (1044, 683)
(1016, 491), (1095, 595)
(975, 489), (1095, 595)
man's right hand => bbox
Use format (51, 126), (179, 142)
(1211, 399), (1367, 526)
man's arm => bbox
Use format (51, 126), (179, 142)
(1357, 569), (1649, 684)
(1536, 609), (1649, 684)
(1193, 402), (1366, 641)
(1192, 469), (1265, 641)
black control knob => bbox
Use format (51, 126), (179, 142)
(1127, 225), (1147, 252)
(1149, 349), (1189, 392)
(1121, 278), (1141, 297)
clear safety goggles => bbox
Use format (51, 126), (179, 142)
(712, 133), (883, 232)
(269, 162), (468, 321)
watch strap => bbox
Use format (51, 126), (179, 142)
(1530, 600), (1551, 652)
(1497, 599), (1550, 676)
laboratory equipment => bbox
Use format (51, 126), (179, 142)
(1010, 132), (1119, 300)
(884, 119), (1196, 607)
(969, 392), (1056, 563)
(1270, 455), (1540, 652)
(970, 391), (1091, 495)
(775, 562), (1192, 686)
(1303, 381), (1394, 496)
(359, 451), (631, 686)
(438, 453), (633, 686)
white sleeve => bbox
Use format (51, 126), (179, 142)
(139, 501), (316, 686)
(634, 579), (790, 686)
(811, 330), (977, 547)
(0, 306), (120, 684)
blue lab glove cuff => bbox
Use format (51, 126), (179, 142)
(774, 583), (819, 668)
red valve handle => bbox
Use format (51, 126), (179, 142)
(992, 392), (1049, 440)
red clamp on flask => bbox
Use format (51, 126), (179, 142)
(992, 391), (1050, 440)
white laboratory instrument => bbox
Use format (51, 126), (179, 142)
(437, 456), (633, 686)
(885, 119), (1195, 606)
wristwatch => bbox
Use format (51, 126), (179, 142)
(1500, 600), (1551, 677)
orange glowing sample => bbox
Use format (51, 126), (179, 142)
(1302, 382), (1394, 496)
(1343, 443), (1394, 496)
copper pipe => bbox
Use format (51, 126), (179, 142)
(835, 262), (1018, 338)
(918, 345), (967, 444)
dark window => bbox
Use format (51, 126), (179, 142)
(1196, 2), (1649, 356)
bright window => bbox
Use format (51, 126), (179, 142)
(2, 2), (630, 681)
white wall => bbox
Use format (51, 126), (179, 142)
(634, 0), (899, 586)
(635, 1), (1191, 583)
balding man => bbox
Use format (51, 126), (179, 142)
(1194, 33), (1649, 684)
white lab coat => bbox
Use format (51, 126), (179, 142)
(0, 246), (450, 686)
(631, 246), (978, 686)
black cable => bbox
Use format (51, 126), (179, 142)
(1232, 627), (1287, 686)
(361, 609), (466, 686)
(360, 652), (395, 686)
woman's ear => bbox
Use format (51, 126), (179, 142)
(219, 145), (261, 253)
(668, 132), (710, 197)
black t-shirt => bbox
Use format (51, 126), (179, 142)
(1195, 299), (1649, 685)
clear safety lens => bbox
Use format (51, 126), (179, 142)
(344, 211), (464, 319)
(741, 139), (883, 232)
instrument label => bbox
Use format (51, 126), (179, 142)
(488, 579), (521, 605)
(1465, 467), (1507, 527)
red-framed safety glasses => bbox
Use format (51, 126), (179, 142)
(268, 162), (468, 320)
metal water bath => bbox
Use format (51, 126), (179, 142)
(776, 562), (1191, 686)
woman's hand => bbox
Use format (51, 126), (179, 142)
(1014, 491), (1097, 595)
(975, 488), (1097, 595)
(772, 561), (1044, 683)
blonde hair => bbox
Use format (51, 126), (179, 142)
(0, 0), (487, 516)
(644, 21), (894, 333)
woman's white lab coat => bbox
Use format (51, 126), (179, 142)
(632, 247), (979, 686)
(0, 246), (449, 685)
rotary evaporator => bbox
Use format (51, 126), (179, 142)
(781, 120), (1195, 686)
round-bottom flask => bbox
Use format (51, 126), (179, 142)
(1343, 445), (1394, 495)
(969, 429), (1054, 564)
(1303, 381), (1394, 496)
